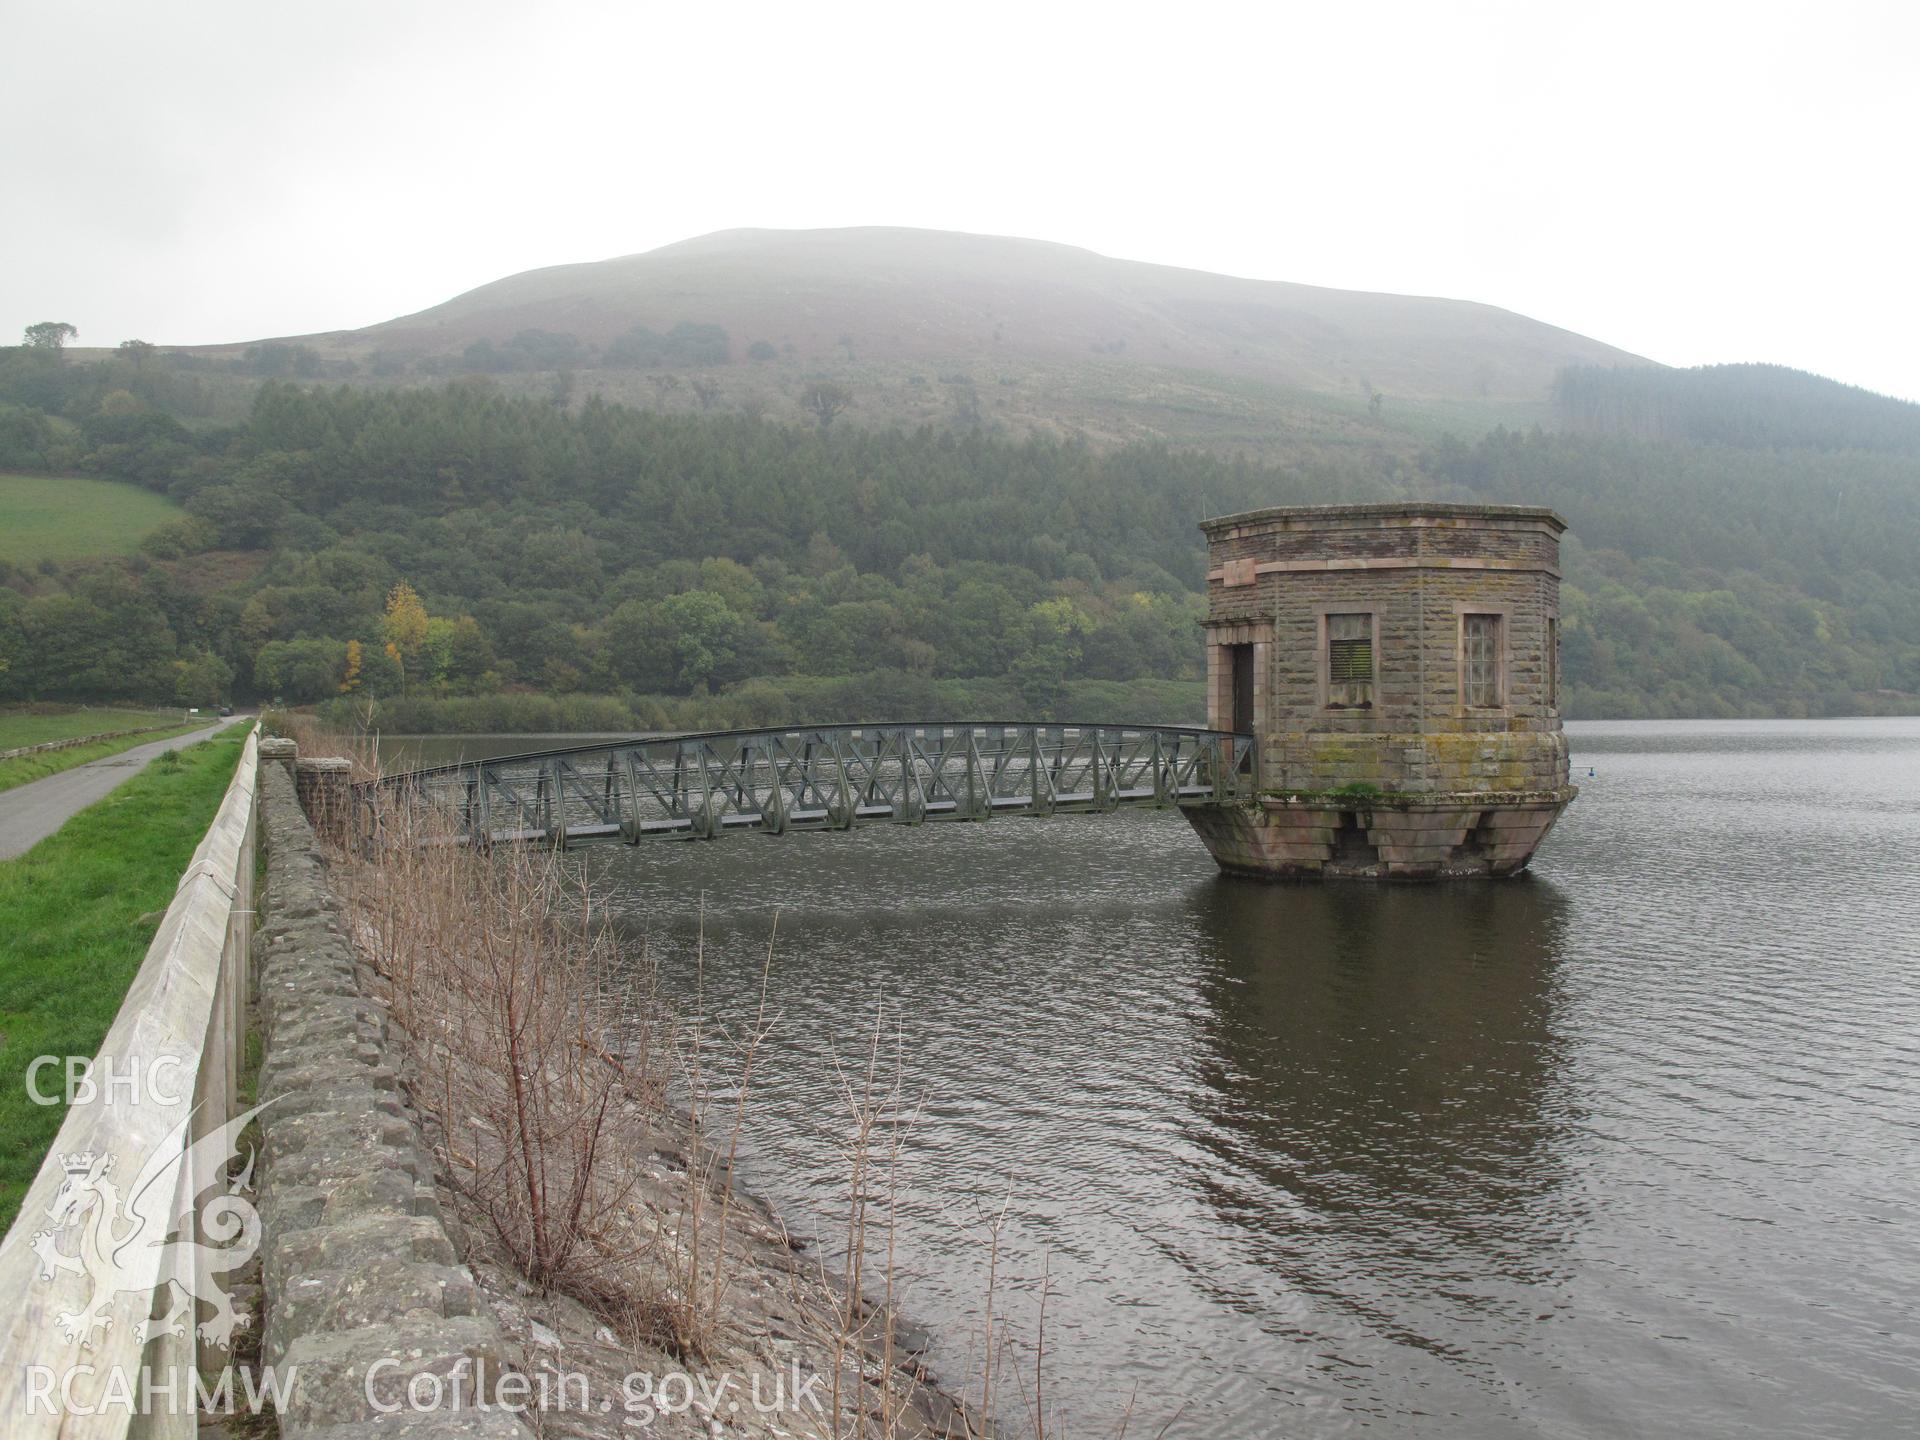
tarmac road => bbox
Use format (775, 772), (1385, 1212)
(0, 719), (242, 861)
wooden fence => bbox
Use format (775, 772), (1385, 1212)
(0, 723), (188, 764)
(0, 727), (259, 1437)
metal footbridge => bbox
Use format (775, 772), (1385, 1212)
(363, 722), (1255, 849)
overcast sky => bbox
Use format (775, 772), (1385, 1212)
(5, 1), (1917, 399)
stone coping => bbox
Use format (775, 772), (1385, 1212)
(1201, 500), (1567, 536)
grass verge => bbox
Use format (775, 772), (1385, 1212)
(0, 722), (248, 1230)
(0, 723), (207, 794)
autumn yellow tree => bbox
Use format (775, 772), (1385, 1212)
(339, 639), (363, 693)
(381, 582), (428, 655)
(380, 582), (429, 688)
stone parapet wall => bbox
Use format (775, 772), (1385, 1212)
(1202, 504), (1562, 591)
(255, 762), (533, 1438)
(293, 756), (354, 846)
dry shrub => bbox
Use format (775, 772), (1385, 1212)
(661, 908), (781, 1358)
(756, 1009), (944, 1440)
(335, 786), (709, 1346)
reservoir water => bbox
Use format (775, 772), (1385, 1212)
(383, 719), (1920, 1438)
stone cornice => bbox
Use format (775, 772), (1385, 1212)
(1200, 500), (1567, 538)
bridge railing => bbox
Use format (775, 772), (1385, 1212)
(0, 727), (259, 1435)
(361, 721), (1254, 849)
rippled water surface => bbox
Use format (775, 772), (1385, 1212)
(390, 720), (1920, 1437)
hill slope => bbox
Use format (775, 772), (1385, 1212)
(367, 228), (1647, 400)
(0, 472), (182, 564)
(284, 228), (1651, 427)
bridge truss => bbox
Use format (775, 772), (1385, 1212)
(362, 722), (1255, 849)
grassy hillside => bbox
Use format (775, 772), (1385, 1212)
(201, 227), (1650, 456)
(0, 472), (183, 564)
(0, 705), (182, 749)
(363, 227), (1646, 395)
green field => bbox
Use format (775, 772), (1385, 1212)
(0, 705), (184, 750)
(0, 723), (207, 793)
(0, 471), (183, 564)
(0, 724), (248, 1229)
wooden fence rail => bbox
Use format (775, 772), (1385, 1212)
(0, 727), (259, 1438)
(0, 723), (188, 764)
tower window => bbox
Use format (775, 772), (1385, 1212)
(1326, 613), (1374, 708)
(1461, 612), (1504, 708)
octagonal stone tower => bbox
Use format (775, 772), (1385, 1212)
(1181, 501), (1576, 880)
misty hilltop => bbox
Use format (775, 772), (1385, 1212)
(223, 227), (1655, 451)
(359, 227), (1643, 399)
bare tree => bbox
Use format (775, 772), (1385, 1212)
(688, 376), (721, 411)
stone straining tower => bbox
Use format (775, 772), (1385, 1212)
(1181, 501), (1576, 879)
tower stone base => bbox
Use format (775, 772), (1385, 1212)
(1182, 787), (1576, 881)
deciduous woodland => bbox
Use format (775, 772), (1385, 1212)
(2, 338), (1916, 722)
